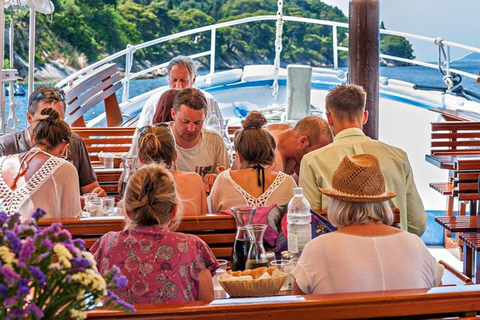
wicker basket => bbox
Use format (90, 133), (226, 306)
(218, 273), (287, 297)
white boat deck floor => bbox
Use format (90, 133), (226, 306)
(428, 246), (466, 286)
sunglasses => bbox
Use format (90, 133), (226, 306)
(33, 89), (65, 102)
(138, 122), (170, 136)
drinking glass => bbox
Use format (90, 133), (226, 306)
(270, 259), (293, 291)
(102, 197), (116, 216)
(212, 259), (228, 291)
(88, 199), (103, 217)
(83, 193), (98, 213)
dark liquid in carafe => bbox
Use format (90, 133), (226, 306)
(231, 239), (250, 271)
(245, 261), (269, 269)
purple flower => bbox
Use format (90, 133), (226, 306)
(0, 266), (21, 285)
(71, 257), (91, 269)
(17, 279), (30, 296)
(26, 303), (44, 318)
(28, 266), (47, 286)
(73, 238), (86, 251)
(32, 208), (46, 220)
(113, 274), (128, 289)
(107, 290), (135, 313)
(5, 230), (22, 254)
(19, 238), (35, 263)
(16, 224), (38, 236)
(0, 211), (8, 224)
(3, 295), (19, 308)
(63, 243), (79, 257)
(54, 229), (72, 243)
(8, 308), (26, 318)
(41, 238), (53, 250)
(37, 223), (62, 238)
(0, 284), (8, 299)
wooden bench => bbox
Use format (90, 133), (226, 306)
(38, 214), (236, 260)
(86, 286), (480, 319)
(61, 63), (124, 127)
(431, 108), (480, 122)
(459, 233), (480, 283)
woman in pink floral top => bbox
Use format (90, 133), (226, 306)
(91, 164), (218, 304)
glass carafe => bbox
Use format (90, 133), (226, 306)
(245, 224), (269, 269)
(231, 206), (256, 271)
(121, 155), (137, 196)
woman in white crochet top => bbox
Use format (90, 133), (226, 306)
(0, 107), (81, 218)
(209, 111), (296, 213)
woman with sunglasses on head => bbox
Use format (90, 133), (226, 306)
(208, 111), (296, 213)
(0, 108), (82, 218)
(137, 124), (208, 215)
(91, 164), (218, 303)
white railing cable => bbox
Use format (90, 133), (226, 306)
(272, 0), (284, 100)
(58, 15), (480, 99)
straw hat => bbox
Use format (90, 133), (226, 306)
(320, 154), (396, 203)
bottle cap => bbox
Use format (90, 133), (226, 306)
(293, 187), (303, 196)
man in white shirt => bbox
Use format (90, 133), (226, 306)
(136, 55), (222, 129)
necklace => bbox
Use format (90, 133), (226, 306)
(9, 148), (42, 189)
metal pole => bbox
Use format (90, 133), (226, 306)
(0, 5), (5, 134)
(333, 25), (338, 70)
(28, 8), (36, 97)
(348, 0), (380, 139)
(210, 28), (216, 74)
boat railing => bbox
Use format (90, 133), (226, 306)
(56, 15), (480, 104)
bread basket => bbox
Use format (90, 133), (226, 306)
(218, 272), (287, 297)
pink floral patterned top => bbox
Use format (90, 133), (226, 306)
(91, 226), (219, 304)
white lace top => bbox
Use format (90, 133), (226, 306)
(208, 169), (296, 213)
(0, 153), (82, 219)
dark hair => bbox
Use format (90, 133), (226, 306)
(152, 89), (179, 124)
(138, 126), (176, 167)
(28, 86), (66, 115)
(172, 88), (207, 113)
(167, 56), (197, 77)
(234, 111), (276, 166)
(124, 163), (182, 229)
(325, 84), (366, 122)
(32, 108), (71, 152)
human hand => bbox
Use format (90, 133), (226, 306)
(92, 186), (107, 197)
(216, 166), (226, 173)
(204, 173), (217, 193)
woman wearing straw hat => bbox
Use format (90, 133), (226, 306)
(291, 154), (443, 295)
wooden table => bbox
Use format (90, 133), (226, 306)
(86, 286), (480, 319)
(435, 216), (480, 281)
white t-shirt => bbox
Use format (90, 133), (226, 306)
(173, 128), (231, 177)
(208, 169), (296, 213)
(291, 231), (443, 294)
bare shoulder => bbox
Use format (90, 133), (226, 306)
(172, 170), (203, 184)
(266, 123), (291, 132)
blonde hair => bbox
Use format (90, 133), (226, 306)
(294, 116), (333, 145)
(325, 84), (366, 122)
(327, 198), (393, 228)
(123, 163), (183, 230)
(138, 126), (175, 168)
(234, 111), (276, 166)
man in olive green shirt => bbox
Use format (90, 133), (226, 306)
(299, 84), (426, 236)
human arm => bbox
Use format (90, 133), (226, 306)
(292, 281), (306, 295)
(81, 181), (107, 197)
(404, 158), (427, 236)
(59, 162), (83, 218)
(198, 268), (214, 301)
(298, 157), (323, 211)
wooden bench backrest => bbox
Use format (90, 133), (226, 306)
(86, 286), (480, 319)
(62, 63), (123, 127)
(453, 157), (480, 201)
(430, 121), (480, 155)
(38, 214), (236, 260)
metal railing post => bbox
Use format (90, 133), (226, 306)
(210, 28), (216, 74)
(333, 25), (338, 70)
(123, 44), (135, 102)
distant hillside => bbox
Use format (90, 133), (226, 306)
(6, 0), (414, 81)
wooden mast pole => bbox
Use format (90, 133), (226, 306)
(348, 0), (380, 139)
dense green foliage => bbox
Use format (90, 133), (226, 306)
(8, 0), (414, 73)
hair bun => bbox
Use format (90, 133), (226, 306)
(241, 111), (267, 129)
(40, 107), (60, 124)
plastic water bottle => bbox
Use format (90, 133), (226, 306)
(287, 187), (312, 258)
(205, 111), (222, 135)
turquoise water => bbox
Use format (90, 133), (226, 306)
(6, 61), (479, 130)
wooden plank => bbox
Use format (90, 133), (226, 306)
(86, 287), (480, 319)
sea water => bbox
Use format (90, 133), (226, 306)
(4, 62), (479, 132)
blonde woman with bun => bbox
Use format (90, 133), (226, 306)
(208, 111), (296, 212)
(137, 124), (207, 215)
(91, 164), (218, 303)
(0, 108), (81, 218)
